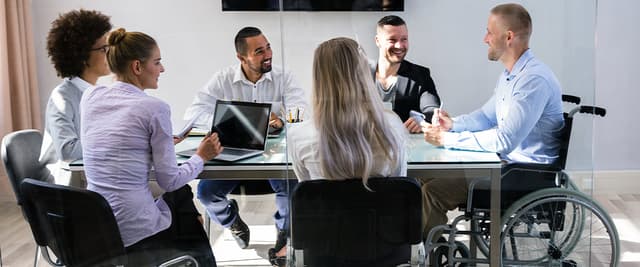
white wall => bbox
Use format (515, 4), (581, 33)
(32, 0), (632, 171)
(594, 0), (640, 171)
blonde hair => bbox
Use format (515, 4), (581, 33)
(312, 37), (401, 185)
(106, 28), (157, 80)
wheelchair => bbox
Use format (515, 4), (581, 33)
(425, 102), (620, 266)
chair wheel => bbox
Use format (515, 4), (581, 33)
(429, 241), (470, 267)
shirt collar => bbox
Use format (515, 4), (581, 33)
(503, 49), (534, 81)
(68, 77), (92, 92)
(232, 63), (273, 85)
(112, 81), (147, 95)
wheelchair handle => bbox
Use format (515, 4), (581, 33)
(579, 105), (606, 117)
(568, 105), (606, 117)
(561, 94), (581, 105)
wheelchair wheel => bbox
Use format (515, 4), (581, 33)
(500, 188), (619, 266)
(470, 216), (491, 258)
(429, 241), (470, 267)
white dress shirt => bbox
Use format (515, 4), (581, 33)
(184, 64), (306, 129)
(287, 111), (409, 181)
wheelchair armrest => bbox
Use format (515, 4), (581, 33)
(502, 162), (562, 176)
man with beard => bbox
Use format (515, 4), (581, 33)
(420, 3), (564, 243)
(184, 26), (305, 264)
(373, 15), (441, 133)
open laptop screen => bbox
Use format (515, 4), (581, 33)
(213, 100), (271, 150)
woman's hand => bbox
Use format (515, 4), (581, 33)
(196, 132), (223, 160)
(173, 136), (186, 145)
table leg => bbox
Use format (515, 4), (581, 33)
(489, 168), (501, 266)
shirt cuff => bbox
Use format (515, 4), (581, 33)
(189, 153), (205, 169)
(442, 131), (459, 148)
(451, 117), (463, 132)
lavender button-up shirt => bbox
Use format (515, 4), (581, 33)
(80, 81), (204, 247)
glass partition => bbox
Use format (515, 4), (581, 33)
(280, 0), (604, 266)
(19, 0), (611, 266)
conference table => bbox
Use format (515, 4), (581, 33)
(67, 133), (503, 265)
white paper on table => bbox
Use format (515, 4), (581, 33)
(173, 114), (201, 138)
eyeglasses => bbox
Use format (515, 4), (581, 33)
(90, 45), (109, 53)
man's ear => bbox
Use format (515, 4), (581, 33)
(236, 53), (245, 64)
(374, 35), (381, 48)
(506, 30), (514, 41)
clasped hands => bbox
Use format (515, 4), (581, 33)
(421, 108), (452, 147)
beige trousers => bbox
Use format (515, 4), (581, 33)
(420, 176), (473, 242)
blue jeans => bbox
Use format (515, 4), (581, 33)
(196, 179), (297, 230)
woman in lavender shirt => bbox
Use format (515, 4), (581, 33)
(80, 28), (222, 266)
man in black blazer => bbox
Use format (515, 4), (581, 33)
(373, 15), (441, 133)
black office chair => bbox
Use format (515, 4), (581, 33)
(1, 129), (54, 205)
(1, 129), (54, 266)
(290, 177), (425, 267)
(19, 178), (199, 267)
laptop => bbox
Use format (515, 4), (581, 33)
(177, 100), (272, 161)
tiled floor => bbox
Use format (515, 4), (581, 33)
(1, 183), (639, 266)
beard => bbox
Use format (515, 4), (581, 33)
(387, 49), (406, 64)
(259, 58), (272, 73)
(487, 45), (503, 61)
(488, 52), (499, 61)
(260, 64), (272, 73)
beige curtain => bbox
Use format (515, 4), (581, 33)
(0, 0), (41, 201)
(1, 0), (41, 135)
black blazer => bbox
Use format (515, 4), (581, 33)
(373, 59), (441, 122)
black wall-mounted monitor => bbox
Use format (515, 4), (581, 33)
(222, 0), (404, 11)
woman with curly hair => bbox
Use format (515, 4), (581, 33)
(40, 9), (111, 186)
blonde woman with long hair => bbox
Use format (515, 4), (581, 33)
(288, 37), (408, 184)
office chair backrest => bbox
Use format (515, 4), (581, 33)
(20, 178), (126, 266)
(1, 129), (53, 206)
(291, 177), (423, 265)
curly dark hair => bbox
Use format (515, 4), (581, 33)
(46, 9), (112, 78)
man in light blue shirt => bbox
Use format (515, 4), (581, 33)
(421, 3), (564, 241)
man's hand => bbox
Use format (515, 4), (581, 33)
(269, 112), (284, 129)
(196, 132), (223, 160)
(403, 117), (422, 133)
(432, 108), (453, 131)
(422, 122), (445, 146)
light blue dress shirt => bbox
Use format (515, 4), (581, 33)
(42, 77), (90, 162)
(443, 50), (564, 164)
(81, 81), (205, 247)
